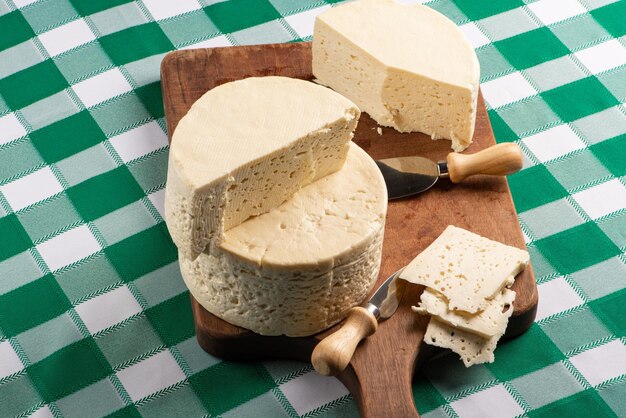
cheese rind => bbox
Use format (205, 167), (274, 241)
(165, 76), (360, 260)
(313, 0), (480, 151)
(400, 225), (529, 313)
(180, 143), (387, 336)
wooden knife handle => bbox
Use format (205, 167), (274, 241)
(311, 307), (378, 376)
(446, 143), (523, 183)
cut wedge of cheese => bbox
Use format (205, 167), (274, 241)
(165, 76), (360, 260)
(312, 0), (480, 151)
(179, 143), (387, 336)
(413, 287), (516, 338)
(400, 225), (529, 313)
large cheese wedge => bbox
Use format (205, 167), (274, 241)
(165, 77), (360, 260)
(400, 225), (529, 313)
(179, 143), (387, 336)
(312, 0), (480, 151)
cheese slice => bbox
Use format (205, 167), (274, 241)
(165, 76), (360, 260)
(179, 143), (387, 336)
(312, 0), (480, 151)
(413, 287), (516, 338)
(400, 225), (529, 314)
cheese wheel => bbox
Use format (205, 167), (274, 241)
(312, 0), (480, 151)
(179, 143), (387, 336)
(165, 76), (360, 260)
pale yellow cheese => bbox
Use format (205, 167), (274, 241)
(312, 0), (480, 151)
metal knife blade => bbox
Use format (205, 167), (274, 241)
(375, 156), (446, 200)
(365, 268), (406, 320)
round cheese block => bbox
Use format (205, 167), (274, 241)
(179, 143), (387, 336)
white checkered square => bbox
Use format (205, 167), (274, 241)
(536, 277), (585, 321)
(183, 35), (232, 50)
(0, 167), (63, 211)
(12, 0), (38, 8)
(528, 0), (587, 25)
(108, 121), (168, 163)
(570, 340), (626, 386)
(523, 124), (586, 162)
(0, 113), (27, 145)
(284, 6), (331, 39)
(279, 371), (349, 416)
(451, 384), (524, 418)
(460, 23), (491, 49)
(29, 406), (54, 418)
(481, 72), (537, 108)
(573, 179), (626, 219)
(72, 69), (133, 108)
(148, 188), (165, 218)
(36, 225), (101, 271)
(75, 286), (142, 334)
(117, 350), (186, 401)
(38, 19), (96, 57)
(574, 40), (626, 74)
(0, 340), (23, 379)
(142, 0), (202, 20)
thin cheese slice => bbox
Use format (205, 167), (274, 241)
(400, 225), (529, 313)
(413, 287), (516, 338)
(165, 76), (360, 260)
(424, 317), (499, 367)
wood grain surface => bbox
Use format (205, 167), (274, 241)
(161, 42), (537, 418)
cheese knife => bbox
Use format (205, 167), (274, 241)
(312, 268), (406, 376)
(376, 143), (523, 199)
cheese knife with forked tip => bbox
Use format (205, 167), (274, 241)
(376, 142), (523, 199)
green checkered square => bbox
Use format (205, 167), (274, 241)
(159, 10), (220, 48)
(106, 405), (141, 417)
(528, 389), (614, 417)
(487, 324), (565, 381)
(509, 165), (569, 213)
(230, 20), (295, 45)
(535, 222), (621, 274)
(0, 214), (33, 261)
(21, 0), (78, 33)
(423, 352), (496, 398)
(590, 0), (626, 38)
(89, 3), (149, 37)
(56, 378), (125, 418)
(0, 274), (71, 337)
(132, 262), (187, 308)
(0, 139), (45, 184)
(478, 7), (538, 42)
(54, 42), (114, 85)
(135, 82), (165, 119)
(0, 373), (43, 417)
(55, 144), (117, 187)
(138, 385), (206, 418)
(17, 193), (82, 243)
(541, 77), (620, 123)
(0, 60), (69, 110)
(0, 250), (42, 296)
(590, 133), (626, 177)
(495, 27), (570, 70)
(27, 337), (113, 402)
(16, 313), (83, 364)
(94, 316), (163, 368)
(519, 199), (585, 240)
(589, 289), (626, 337)
(127, 150), (168, 193)
(20, 90), (80, 131)
(527, 246), (559, 280)
(487, 109), (518, 142)
(598, 380), (626, 415)
(66, 166), (145, 222)
(93, 200), (156, 246)
(105, 223), (177, 283)
(569, 258), (626, 301)
(146, 292), (195, 347)
(268, 0), (325, 16)
(0, 10), (36, 51)
(453, 0), (524, 21)
(205, 0), (282, 34)
(550, 14), (611, 52)
(540, 306), (612, 353)
(0, 40), (44, 80)
(99, 23), (174, 66)
(190, 362), (276, 415)
(90, 94), (152, 137)
(54, 253), (122, 304)
(547, 151), (611, 192)
(412, 376), (446, 415)
(496, 96), (561, 136)
(511, 363), (583, 410)
(427, 0), (468, 25)
(70, 0), (134, 16)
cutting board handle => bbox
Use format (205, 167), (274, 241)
(446, 143), (523, 183)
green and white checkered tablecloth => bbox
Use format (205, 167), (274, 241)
(0, 0), (624, 416)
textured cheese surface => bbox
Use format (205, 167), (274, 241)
(180, 144), (387, 336)
(312, 0), (480, 151)
(165, 76), (360, 260)
(424, 317), (500, 367)
(400, 225), (529, 313)
(413, 287), (516, 338)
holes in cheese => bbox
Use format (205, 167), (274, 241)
(312, 0), (480, 151)
(165, 76), (360, 260)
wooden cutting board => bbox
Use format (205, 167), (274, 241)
(161, 42), (537, 418)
